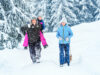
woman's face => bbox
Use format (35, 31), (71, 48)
(38, 16), (42, 20)
(32, 19), (36, 24)
(61, 22), (66, 26)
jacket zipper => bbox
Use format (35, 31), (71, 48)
(63, 26), (64, 43)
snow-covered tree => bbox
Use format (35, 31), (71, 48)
(45, 0), (57, 32)
(0, 34), (4, 50)
(0, 0), (100, 49)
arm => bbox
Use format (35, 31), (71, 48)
(38, 23), (42, 31)
(56, 28), (60, 39)
(21, 26), (28, 35)
(41, 20), (45, 30)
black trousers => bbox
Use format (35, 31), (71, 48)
(29, 41), (41, 62)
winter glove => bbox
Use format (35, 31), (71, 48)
(24, 47), (28, 49)
(42, 30), (45, 33)
(43, 44), (48, 49)
(59, 37), (62, 40)
(66, 37), (69, 41)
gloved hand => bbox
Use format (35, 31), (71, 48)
(43, 44), (48, 49)
(24, 47), (27, 49)
(42, 30), (45, 33)
(66, 37), (69, 41)
(59, 37), (62, 40)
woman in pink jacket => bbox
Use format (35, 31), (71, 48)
(37, 16), (48, 48)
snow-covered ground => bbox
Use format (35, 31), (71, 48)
(0, 21), (100, 75)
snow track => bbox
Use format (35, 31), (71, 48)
(0, 21), (100, 75)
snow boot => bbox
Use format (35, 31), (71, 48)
(36, 59), (40, 63)
(67, 63), (70, 66)
(60, 64), (64, 67)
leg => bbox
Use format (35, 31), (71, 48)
(59, 44), (65, 65)
(35, 41), (41, 62)
(64, 43), (70, 66)
(29, 43), (36, 63)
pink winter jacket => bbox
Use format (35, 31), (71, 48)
(23, 31), (47, 47)
(40, 31), (47, 46)
(23, 33), (28, 47)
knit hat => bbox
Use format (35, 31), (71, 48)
(60, 15), (67, 23)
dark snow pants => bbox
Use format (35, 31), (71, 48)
(59, 44), (70, 65)
(29, 41), (41, 63)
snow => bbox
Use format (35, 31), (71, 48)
(0, 21), (100, 75)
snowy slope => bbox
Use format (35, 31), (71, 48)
(0, 21), (100, 75)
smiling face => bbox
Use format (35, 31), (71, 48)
(38, 16), (42, 20)
(32, 19), (36, 25)
(61, 22), (66, 26)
